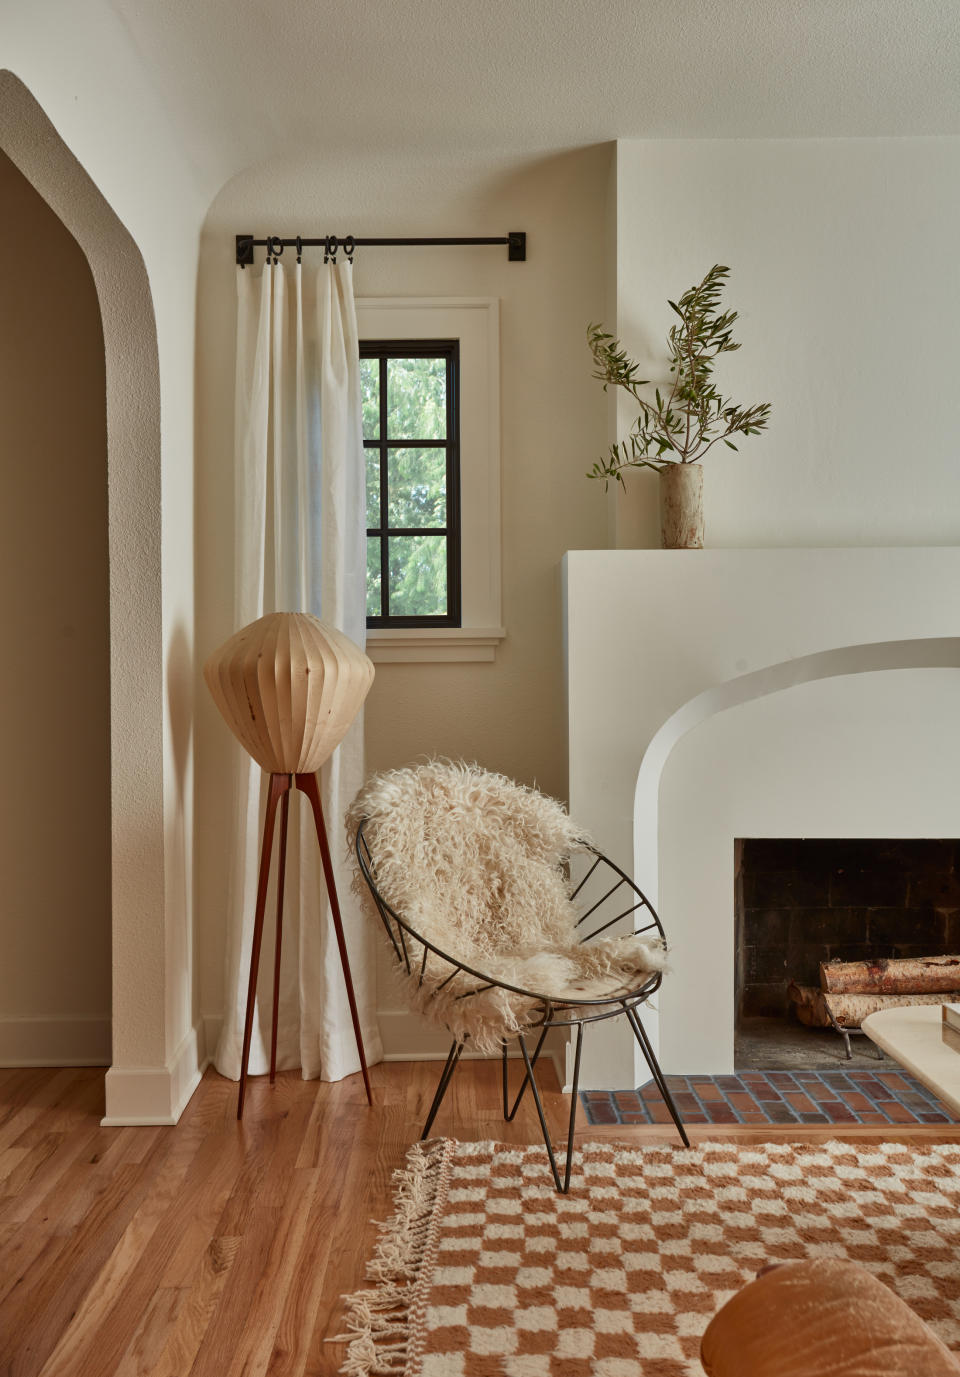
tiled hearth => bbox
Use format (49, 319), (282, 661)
(581, 1069), (960, 1127)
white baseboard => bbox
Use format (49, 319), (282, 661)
(101, 1021), (208, 1126)
(378, 1009), (567, 1086)
(378, 1009), (468, 1059)
(197, 1008), (568, 1096)
(0, 1016), (111, 1067)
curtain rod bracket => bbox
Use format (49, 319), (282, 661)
(508, 231), (526, 261)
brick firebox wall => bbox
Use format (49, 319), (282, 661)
(736, 839), (960, 1022)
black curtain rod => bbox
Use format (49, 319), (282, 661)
(236, 231), (525, 266)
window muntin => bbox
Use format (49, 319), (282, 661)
(361, 340), (460, 628)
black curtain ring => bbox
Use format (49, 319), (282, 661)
(295, 235), (303, 264)
(325, 234), (338, 264)
(343, 235), (355, 262)
(267, 235), (284, 261)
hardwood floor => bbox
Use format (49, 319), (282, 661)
(3, 1061), (960, 1376)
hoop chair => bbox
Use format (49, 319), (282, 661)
(352, 776), (688, 1193)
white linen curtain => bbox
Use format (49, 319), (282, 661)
(215, 257), (383, 1082)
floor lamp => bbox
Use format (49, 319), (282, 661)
(204, 611), (375, 1119)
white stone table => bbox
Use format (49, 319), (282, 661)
(862, 1005), (960, 1117)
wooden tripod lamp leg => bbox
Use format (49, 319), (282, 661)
(269, 789), (290, 1084)
(238, 772), (291, 1120)
(296, 771), (373, 1104)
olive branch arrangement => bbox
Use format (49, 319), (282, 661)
(587, 264), (772, 488)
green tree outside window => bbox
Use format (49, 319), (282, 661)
(361, 345), (459, 624)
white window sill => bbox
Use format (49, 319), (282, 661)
(366, 626), (506, 663)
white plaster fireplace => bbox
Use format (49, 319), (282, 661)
(564, 548), (960, 1090)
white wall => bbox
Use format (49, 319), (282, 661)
(0, 149), (111, 1065)
(612, 138), (960, 549)
(2, 4), (206, 1119)
(194, 146), (613, 1052)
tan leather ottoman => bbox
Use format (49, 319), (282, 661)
(700, 1259), (960, 1376)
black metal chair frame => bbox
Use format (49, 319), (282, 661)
(355, 823), (689, 1192)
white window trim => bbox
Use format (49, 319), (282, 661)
(356, 297), (503, 664)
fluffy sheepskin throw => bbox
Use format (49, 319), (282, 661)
(346, 761), (666, 1052)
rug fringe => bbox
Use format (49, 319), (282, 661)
(333, 1138), (450, 1375)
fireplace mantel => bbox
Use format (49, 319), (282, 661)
(563, 548), (960, 1088)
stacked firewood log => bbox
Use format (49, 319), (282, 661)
(789, 955), (960, 1029)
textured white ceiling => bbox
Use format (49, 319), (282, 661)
(109, 0), (960, 194)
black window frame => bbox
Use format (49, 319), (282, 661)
(361, 338), (461, 629)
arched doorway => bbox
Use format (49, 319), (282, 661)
(0, 147), (110, 1065)
(0, 71), (169, 1119)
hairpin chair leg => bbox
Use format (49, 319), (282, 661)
(563, 1022), (584, 1193)
(503, 1026), (549, 1121)
(517, 1024), (583, 1195)
(269, 788), (290, 1084)
(238, 772), (291, 1120)
(296, 771), (373, 1105)
(421, 1038), (465, 1139)
(622, 1001), (689, 1147)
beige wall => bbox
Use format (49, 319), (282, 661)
(195, 145), (614, 1039)
(362, 155), (612, 796)
(0, 148), (110, 1062)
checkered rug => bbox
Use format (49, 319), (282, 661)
(339, 1137), (960, 1376)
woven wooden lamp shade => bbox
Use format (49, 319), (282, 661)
(203, 611), (374, 773)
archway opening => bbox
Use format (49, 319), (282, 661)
(0, 147), (110, 1066)
(0, 69), (169, 1121)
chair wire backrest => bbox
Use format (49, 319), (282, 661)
(355, 820), (667, 1017)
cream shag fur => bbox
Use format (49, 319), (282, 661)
(346, 761), (666, 1052)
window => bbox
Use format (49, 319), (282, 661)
(361, 341), (460, 627)
(356, 299), (503, 663)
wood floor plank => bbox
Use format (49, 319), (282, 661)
(36, 1118), (251, 1377)
(0, 1127), (138, 1311)
(155, 1134), (253, 1288)
(0, 1162), (152, 1376)
(0, 1070), (79, 1156)
(112, 1285), (190, 1377)
(188, 1081), (324, 1376)
(309, 1079), (425, 1374)
(0, 1084), (119, 1233)
(223, 1169), (320, 1376)
(0, 1146), (29, 1186)
(146, 1238), (242, 1377)
(268, 1096), (371, 1375)
(189, 1206), (280, 1377)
